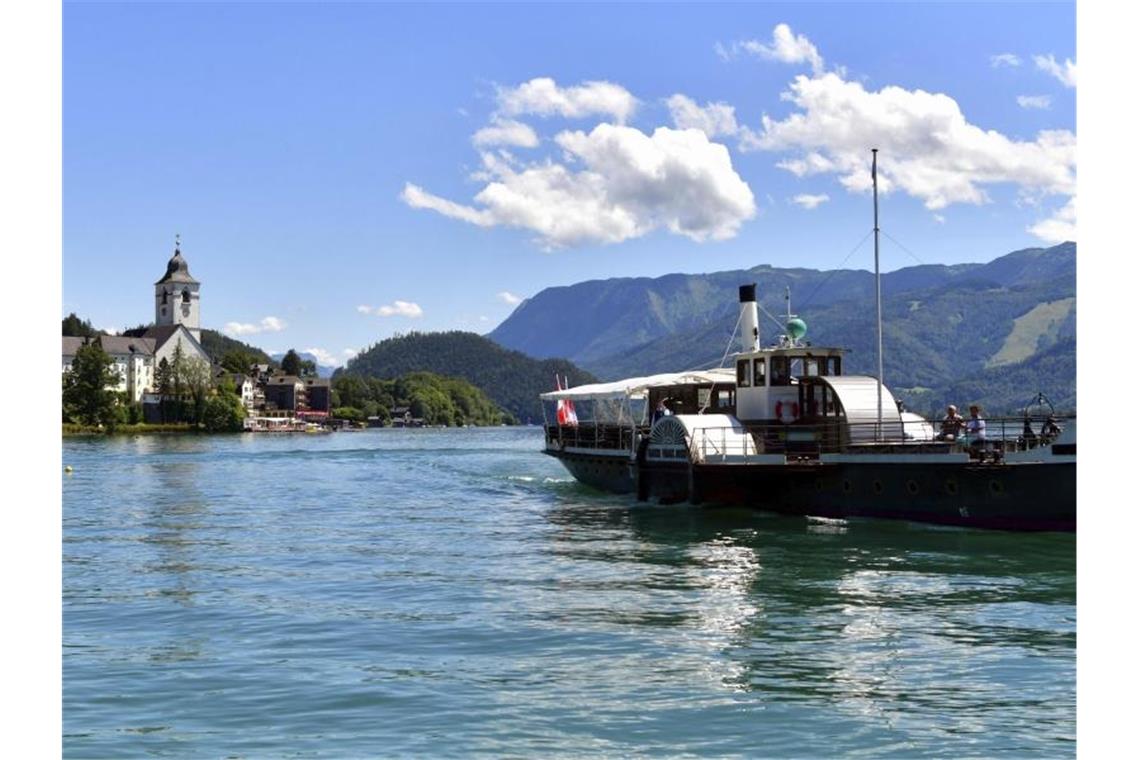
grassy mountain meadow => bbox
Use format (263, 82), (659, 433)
(489, 243), (1076, 415)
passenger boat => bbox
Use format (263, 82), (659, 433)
(539, 152), (1075, 532)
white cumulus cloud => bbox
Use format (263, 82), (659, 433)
(302, 347), (341, 367)
(496, 77), (637, 124)
(991, 53), (1021, 68)
(402, 183), (494, 227)
(750, 72), (1075, 210)
(1017, 94), (1052, 110)
(666, 94), (740, 138)
(1027, 197), (1076, 243)
(223, 316), (286, 337)
(472, 117), (539, 148)
(403, 123), (755, 248)
(1034, 54), (1076, 88)
(497, 290), (523, 305)
(720, 23), (825, 74)
(368, 300), (424, 318)
(791, 193), (830, 209)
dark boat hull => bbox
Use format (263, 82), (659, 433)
(544, 449), (637, 494)
(549, 449), (1075, 531)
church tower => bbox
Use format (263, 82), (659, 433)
(154, 236), (201, 343)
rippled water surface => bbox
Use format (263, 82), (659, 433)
(63, 428), (1075, 757)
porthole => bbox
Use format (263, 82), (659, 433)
(872, 480), (883, 495)
(945, 479), (958, 495)
(906, 480), (920, 496)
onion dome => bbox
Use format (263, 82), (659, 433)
(155, 236), (199, 285)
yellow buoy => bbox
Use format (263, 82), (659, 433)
(64, 465), (73, 473)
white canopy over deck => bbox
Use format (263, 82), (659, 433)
(540, 368), (736, 401)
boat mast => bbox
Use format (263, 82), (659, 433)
(873, 148), (883, 439)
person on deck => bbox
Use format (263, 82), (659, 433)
(651, 399), (672, 425)
(1040, 415), (1062, 441)
(966, 405), (987, 451)
(937, 405), (965, 441)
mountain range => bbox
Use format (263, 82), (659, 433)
(489, 242), (1076, 414)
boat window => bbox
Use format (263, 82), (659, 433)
(828, 356), (841, 376)
(771, 356), (791, 386)
(753, 358), (766, 387)
(736, 359), (751, 387)
(805, 358), (819, 377)
(698, 388), (711, 409)
(713, 386), (735, 409)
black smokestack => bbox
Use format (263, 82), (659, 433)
(739, 283), (756, 303)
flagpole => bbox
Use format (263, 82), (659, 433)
(873, 148), (883, 440)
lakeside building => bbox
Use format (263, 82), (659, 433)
(62, 335), (156, 403)
(64, 239), (335, 426)
(63, 241), (211, 403)
(264, 375), (332, 418)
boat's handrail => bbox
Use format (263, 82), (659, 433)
(544, 414), (1074, 460)
(683, 414), (1074, 462)
(544, 421), (640, 452)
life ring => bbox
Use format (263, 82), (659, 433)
(775, 400), (800, 423)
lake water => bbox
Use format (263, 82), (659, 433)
(63, 428), (1075, 757)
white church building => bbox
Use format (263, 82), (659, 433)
(63, 240), (213, 402)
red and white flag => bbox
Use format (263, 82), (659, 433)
(555, 374), (578, 426)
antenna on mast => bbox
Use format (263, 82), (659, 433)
(873, 148), (884, 440)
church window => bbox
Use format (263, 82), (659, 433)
(162, 290), (168, 304)
(182, 289), (191, 303)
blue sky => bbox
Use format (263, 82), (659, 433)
(63, 2), (1075, 366)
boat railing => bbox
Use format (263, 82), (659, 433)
(683, 414), (1074, 463)
(544, 422), (639, 453)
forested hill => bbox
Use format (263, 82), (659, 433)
(198, 330), (274, 365)
(335, 332), (597, 424)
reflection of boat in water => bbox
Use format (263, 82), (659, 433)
(540, 152), (1074, 532)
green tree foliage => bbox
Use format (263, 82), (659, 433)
(220, 349), (259, 375)
(62, 312), (99, 338)
(63, 342), (120, 427)
(281, 349), (303, 377)
(198, 329), (273, 365)
(203, 384), (246, 432)
(330, 371), (505, 425)
(155, 357), (173, 423)
(178, 356), (214, 425)
(332, 406), (364, 422)
(335, 331), (595, 423)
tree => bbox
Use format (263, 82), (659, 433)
(62, 313), (99, 338)
(281, 349), (302, 377)
(178, 356), (214, 425)
(155, 357), (173, 423)
(170, 342), (186, 422)
(220, 349), (257, 375)
(63, 342), (119, 427)
(203, 392), (246, 432)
